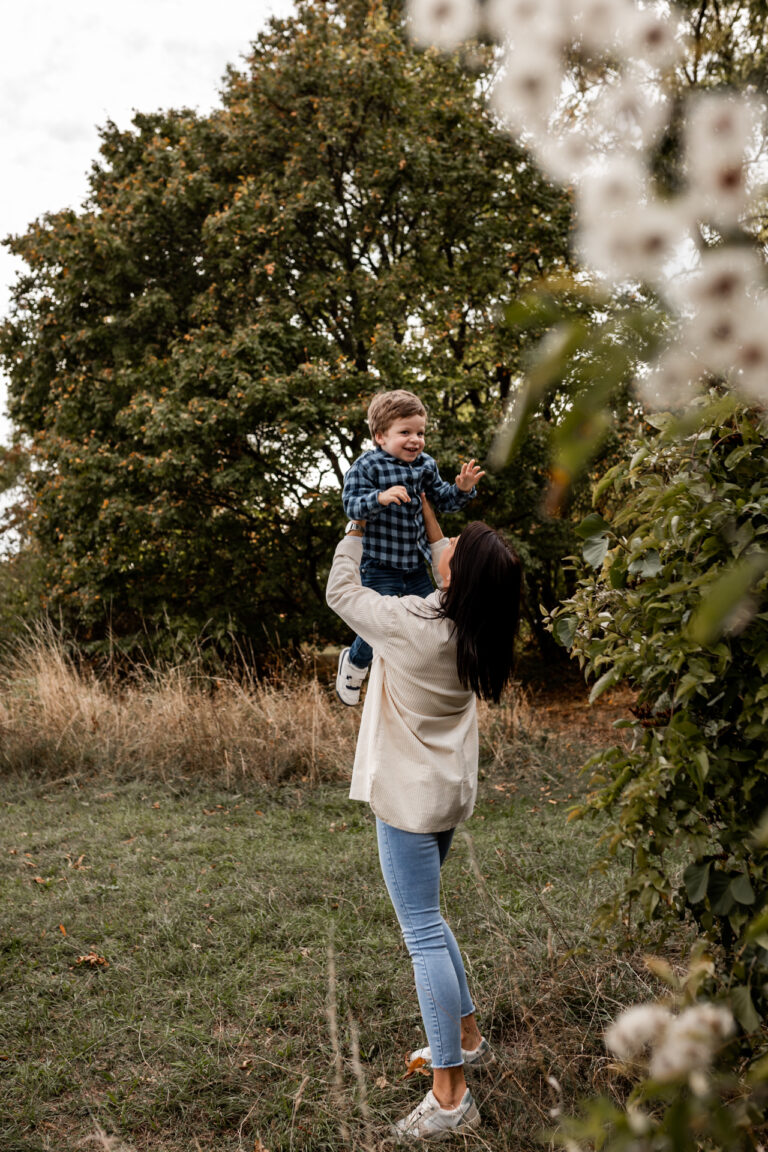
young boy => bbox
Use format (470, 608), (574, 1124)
(336, 389), (484, 706)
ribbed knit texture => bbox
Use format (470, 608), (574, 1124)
(326, 536), (479, 833)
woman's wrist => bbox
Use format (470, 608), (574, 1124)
(345, 520), (365, 537)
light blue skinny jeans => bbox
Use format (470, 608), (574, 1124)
(376, 817), (475, 1069)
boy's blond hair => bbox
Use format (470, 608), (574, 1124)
(367, 390), (427, 440)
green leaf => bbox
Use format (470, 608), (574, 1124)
(583, 534), (609, 569)
(488, 322), (588, 471)
(687, 552), (768, 646)
(731, 985), (762, 1033)
(553, 614), (578, 648)
(745, 907), (768, 942)
(589, 668), (618, 704)
(708, 870), (735, 916)
(730, 872), (755, 905)
(576, 513), (611, 539)
(608, 560), (627, 589)
(683, 860), (710, 904)
(504, 292), (561, 332)
(628, 550), (662, 578)
(592, 463), (621, 503)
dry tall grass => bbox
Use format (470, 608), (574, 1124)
(0, 630), (532, 784)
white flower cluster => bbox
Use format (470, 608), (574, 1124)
(605, 1001), (734, 1084)
(406, 0), (768, 409)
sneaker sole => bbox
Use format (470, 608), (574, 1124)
(335, 648), (362, 707)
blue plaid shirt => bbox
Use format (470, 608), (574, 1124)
(342, 447), (476, 569)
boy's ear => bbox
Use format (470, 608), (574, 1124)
(373, 431), (384, 445)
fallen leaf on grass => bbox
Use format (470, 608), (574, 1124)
(254, 1140), (271, 1152)
(76, 952), (109, 968)
(375, 1075), (389, 1089)
(59, 924), (67, 936)
(400, 1055), (429, 1080)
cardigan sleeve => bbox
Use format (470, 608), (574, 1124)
(326, 536), (402, 646)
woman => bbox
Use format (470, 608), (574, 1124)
(326, 498), (522, 1140)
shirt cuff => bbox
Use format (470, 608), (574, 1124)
(430, 537), (450, 588)
(364, 490), (382, 518)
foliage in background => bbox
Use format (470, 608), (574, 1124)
(0, 0), (575, 661)
(550, 402), (768, 1037)
(0, 625), (531, 785)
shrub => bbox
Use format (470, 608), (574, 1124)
(550, 401), (768, 1031)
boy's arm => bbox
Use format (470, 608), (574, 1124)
(342, 458), (385, 521)
(423, 456), (485, 512)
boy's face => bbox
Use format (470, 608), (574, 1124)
(375, 414), (426, 462)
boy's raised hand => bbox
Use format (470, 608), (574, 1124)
(378, 485), (411, 506)
(456, 459), (485, 492)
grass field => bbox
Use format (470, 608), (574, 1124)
(0, 707), (673, 1152)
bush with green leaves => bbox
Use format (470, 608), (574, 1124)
(553, 947), (768, 1152)
(550, 399), (768, 1031)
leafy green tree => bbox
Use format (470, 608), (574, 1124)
(1, 0), (572, 660)
(552, 400), (768, 1029)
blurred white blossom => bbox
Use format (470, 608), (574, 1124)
(579, 197), (689, 285)
(490, 45), (564, 137)
(686, 93), (764, 226)
(678, 248), (767, 375)
(624, 5), (685, 72)
(484, 0), (565, 48)
(605, 1003), (671, 1059)
(676, 247), (765, 317)
(566, 0), (638, 56)
(579, 156), (649, 222)
(649, 1004), (734, 1082)
(731, 299), (768, 406)
(636, 346), (703, 410)
(606, 1002), (734, 1085)
(407, 0), (479, 51)
(537, 127), (596, 185)
(410, 0), (768, 415)
(592, 74), (670, 152)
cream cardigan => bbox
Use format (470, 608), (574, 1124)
(326, 536), (479, 833)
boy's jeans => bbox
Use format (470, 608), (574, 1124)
(348, 558), (434, 669)
(376, 817), (475, 1069)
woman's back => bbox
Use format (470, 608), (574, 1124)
(326, 541), (478, 833)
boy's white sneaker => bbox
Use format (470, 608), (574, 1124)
(391, 1088), (480, 1141)
(335, 648), (368, 706)
(408, 1038), (495, 1070)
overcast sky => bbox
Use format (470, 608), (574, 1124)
(0, 0), (295, 442)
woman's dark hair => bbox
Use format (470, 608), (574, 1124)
(436, 522), (522, 704)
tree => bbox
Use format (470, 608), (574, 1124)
(0, 0), (572, 661)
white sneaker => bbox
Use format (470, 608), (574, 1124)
(335, 647), (368, 706)
(391, 1088), (480, 1141)
(408, 1038), (495, 1070)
